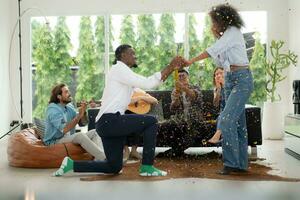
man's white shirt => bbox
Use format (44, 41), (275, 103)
(95, 61), (162, 122)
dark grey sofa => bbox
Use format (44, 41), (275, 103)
(87, 90), (262, 154)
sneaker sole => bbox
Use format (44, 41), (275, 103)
(139, 172), (167, 177)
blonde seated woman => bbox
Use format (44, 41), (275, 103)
(123, 88), (158, 162)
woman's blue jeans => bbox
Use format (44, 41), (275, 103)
(217, 69), (253, 170)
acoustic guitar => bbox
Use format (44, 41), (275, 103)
(127, 68), (179, 114)
(127, 91), (151, 114)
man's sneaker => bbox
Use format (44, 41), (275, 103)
(53, 157), (74, 177)
(139, 165), (167, 176)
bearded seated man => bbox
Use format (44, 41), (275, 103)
(156, 69), (215, 157)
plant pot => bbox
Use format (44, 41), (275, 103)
(262, 101), (284, 139)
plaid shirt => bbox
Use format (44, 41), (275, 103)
(170, 85), (204, 124)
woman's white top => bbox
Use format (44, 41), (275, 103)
(206, 26), (249, 72)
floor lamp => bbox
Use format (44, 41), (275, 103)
(0, 0), (23, 140)
(0, 1), (48, 140)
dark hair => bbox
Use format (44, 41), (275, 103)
(113, 44), (132, 64)
(209, 4), (244, 33)
(49, 83), (66, 104)
(213, 67), (224, 86)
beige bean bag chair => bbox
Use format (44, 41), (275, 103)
(7, 128), (93, 168)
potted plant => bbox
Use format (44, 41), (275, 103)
(262, 40), (298, 139)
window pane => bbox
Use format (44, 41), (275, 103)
(31, 16), (106, 119)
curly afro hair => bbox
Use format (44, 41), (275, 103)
(209, 4), (244, 32)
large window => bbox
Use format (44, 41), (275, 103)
(31, 11), (267, 119)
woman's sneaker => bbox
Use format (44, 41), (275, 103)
(139, 165), (167, 176)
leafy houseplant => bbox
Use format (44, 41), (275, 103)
(262, 40), (298, 139)
(263, 40), (298, 102)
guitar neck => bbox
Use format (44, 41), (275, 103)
(174, 70), (179, 90)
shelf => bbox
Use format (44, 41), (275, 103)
(284, 114), (300, 159)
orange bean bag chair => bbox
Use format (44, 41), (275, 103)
(7, 128), (93, 168)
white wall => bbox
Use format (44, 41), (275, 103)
(0, 0), (12, 134)
(8, 0), (290, 122)
(288, 0), (300, 113)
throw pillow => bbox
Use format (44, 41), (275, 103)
(33, 118), (46, 139)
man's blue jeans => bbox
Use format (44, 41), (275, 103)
(217, 69), (253, 170)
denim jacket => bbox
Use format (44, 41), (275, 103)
(43, 103), (77, 145)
